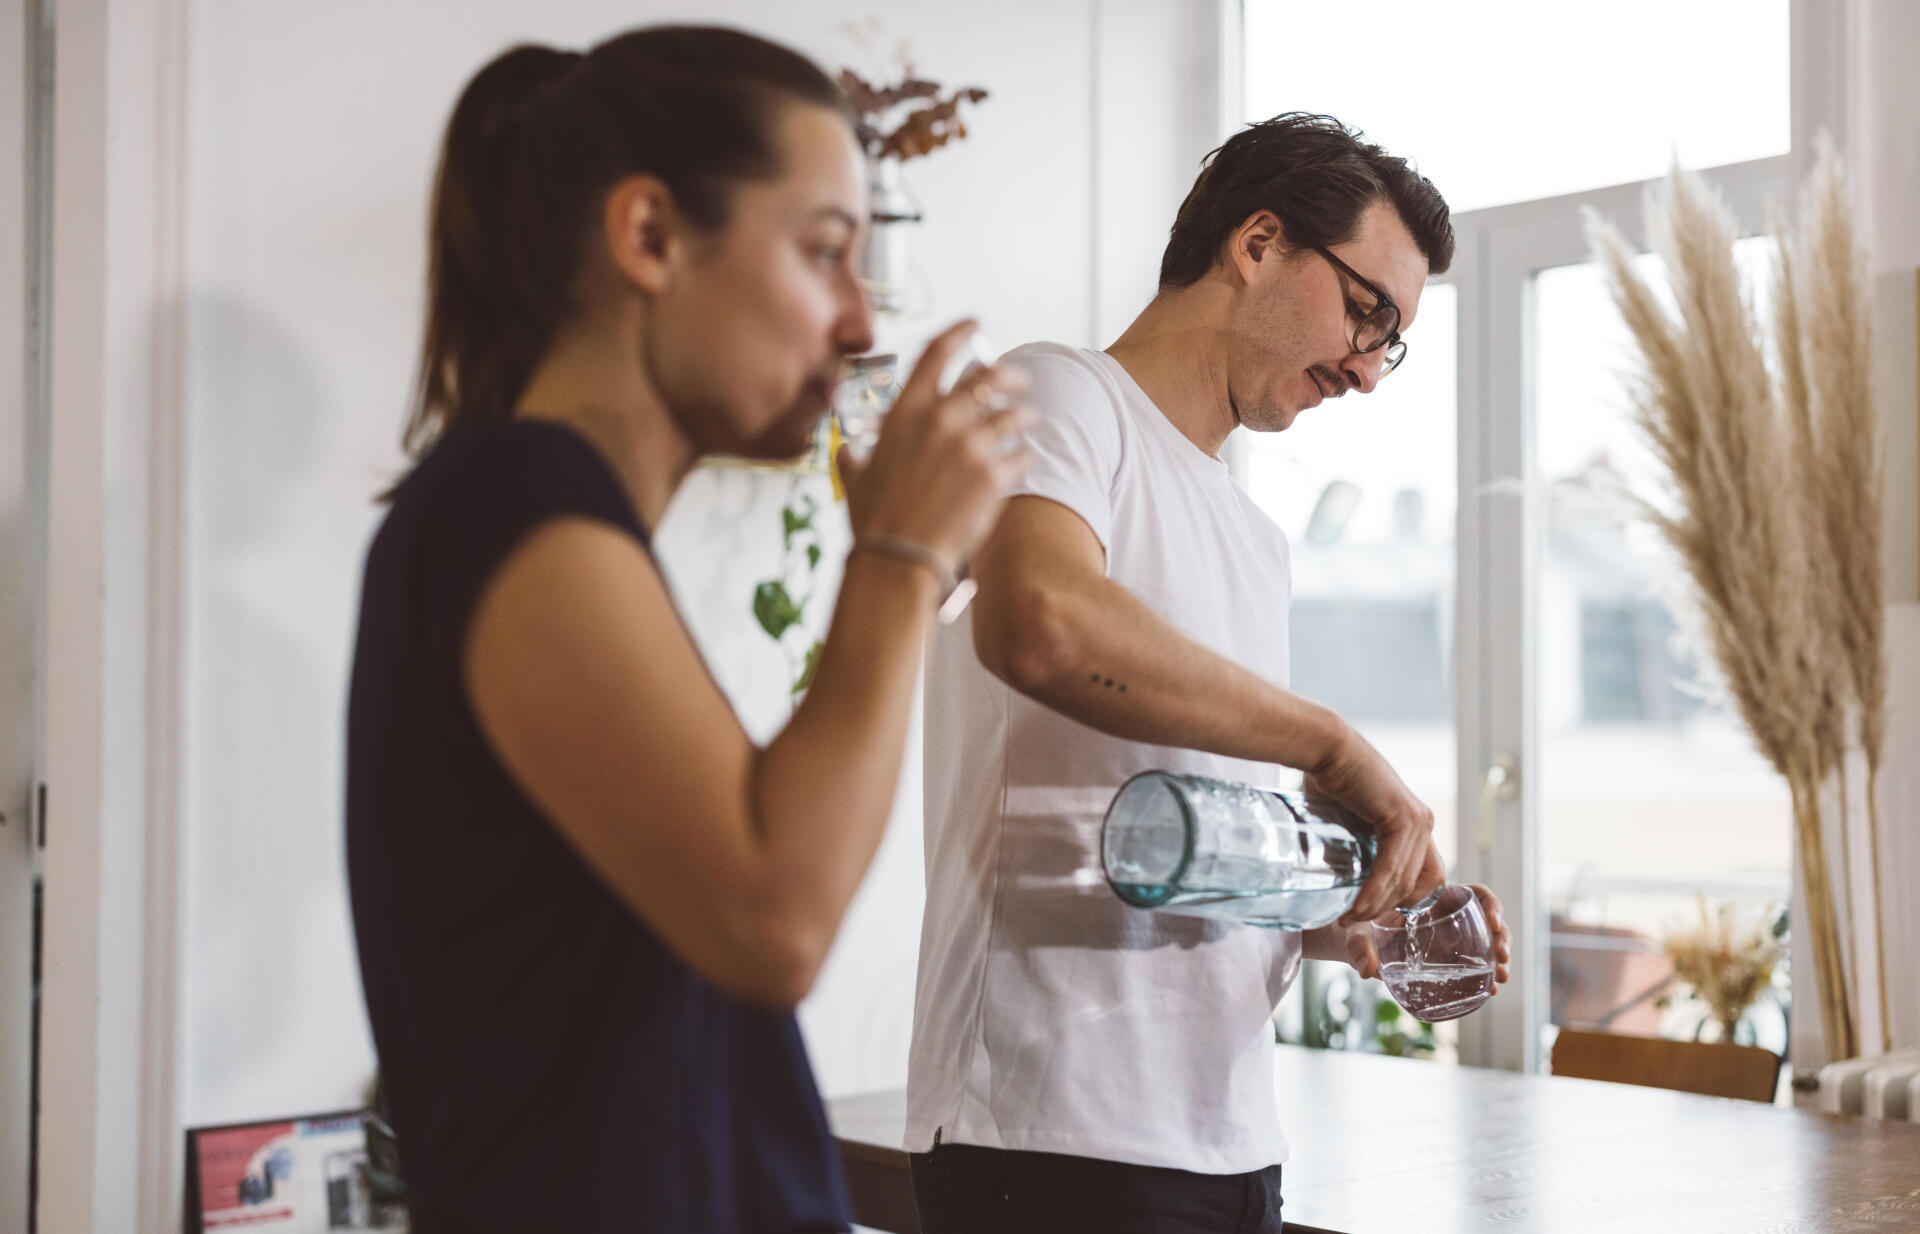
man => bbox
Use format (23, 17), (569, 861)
(905, 113), (1513, 1232)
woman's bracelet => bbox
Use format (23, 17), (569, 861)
(852, 534), (959, 600)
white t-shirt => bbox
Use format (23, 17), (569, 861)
(905, 342), (1300, 1174)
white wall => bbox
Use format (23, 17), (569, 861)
(1852, 4), (1920, 609)
(1859, 0), (1920, 1053)
(176, 0), (1228, 1136)
(1787, 0), (1918, 607)
(1851, 0), (1920, 1054)
(1878, 607), (1920, 1050)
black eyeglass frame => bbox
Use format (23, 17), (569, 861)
(1313, 246), (1408, 375)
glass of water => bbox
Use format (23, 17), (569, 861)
(832, 353), (900, 459)
(834, 332), (999, 460)
(1369, 883), (1496, 1021)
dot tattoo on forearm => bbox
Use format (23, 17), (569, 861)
(1089, 672), (1126, 693)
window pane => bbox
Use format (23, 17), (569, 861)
(1244, 1), (1788, 213)
(1532, 242), (1791, 1053)
(1238, 285), (1459, 868)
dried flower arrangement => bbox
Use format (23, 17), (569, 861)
(837, 67), (988, 162)
(1661, 897), (1786, 1043)
(1775, 143), (1890, 1057)
(1587, 139), (1887, 1061)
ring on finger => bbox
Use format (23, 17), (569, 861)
(970, 378), (1011, 415)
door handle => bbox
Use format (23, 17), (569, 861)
(1477, 752), (1518, 854)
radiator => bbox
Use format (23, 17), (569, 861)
(1814, 1049), (1920, 1120)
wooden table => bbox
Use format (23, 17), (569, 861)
(828, 1045), (1920, 1233)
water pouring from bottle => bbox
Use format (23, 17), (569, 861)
(1369, 884), (1497, 1022)
(1100, 770), (1496, 1021)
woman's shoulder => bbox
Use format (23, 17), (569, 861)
(356, 417), (649, 676)
(395, 418), (641, 538)
(404, 417), (610, 492)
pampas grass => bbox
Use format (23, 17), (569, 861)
(1585, 141), (1886, 1061)
(1785, 138), (1891, 1053)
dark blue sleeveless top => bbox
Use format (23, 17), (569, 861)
(345, 419), (851, 1233)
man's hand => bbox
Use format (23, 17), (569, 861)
(1468, 884), (1513, 986)
(1306, 725), (1443, 926)
(1302, 920), (1384, 979)
(1308, 883), (1514, 987)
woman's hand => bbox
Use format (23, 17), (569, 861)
(837, 320), (1034, 579)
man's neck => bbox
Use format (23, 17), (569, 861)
(1103, 284), (1239, 460)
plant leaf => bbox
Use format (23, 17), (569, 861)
(753, 581), (804, 639)
(781, 495), (820, 548)
(791, 639), (824, 695)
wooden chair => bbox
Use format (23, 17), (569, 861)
(1551, 1028), (1780, 1103)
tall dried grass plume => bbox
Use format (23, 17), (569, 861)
(1586, 139), (1885, 1060)
(1785, 138), (1889, 1052)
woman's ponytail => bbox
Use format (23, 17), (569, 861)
(407, 45), (583, 454)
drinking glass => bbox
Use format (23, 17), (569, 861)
(834, 332), (999, 459)
(832, 353), (900, 459)
(1369, 883), (1496, 1021)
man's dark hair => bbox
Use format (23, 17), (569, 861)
(1158, 112), (1453, 289)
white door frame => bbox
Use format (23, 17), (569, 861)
(35, 0), (188, 1230)
(2, 2), (45, 1231)
(1449, 156), (1788, 1073)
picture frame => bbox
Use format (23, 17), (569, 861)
(183, 1108), (406, 1233)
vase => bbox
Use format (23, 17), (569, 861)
(862, 158), (923, 316)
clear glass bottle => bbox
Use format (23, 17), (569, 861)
(1101, 770), (1376, 929)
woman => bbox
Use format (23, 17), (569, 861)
(345, 26), (1030, 1233)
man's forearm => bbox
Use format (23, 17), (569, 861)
(992, 574), (1347, 773)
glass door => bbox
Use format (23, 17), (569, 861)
(1530, 239), (1793, 1064)
(1468, 160), (1788, 1071)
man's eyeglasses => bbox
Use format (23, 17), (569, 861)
(1314, 247), (1406, 376)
